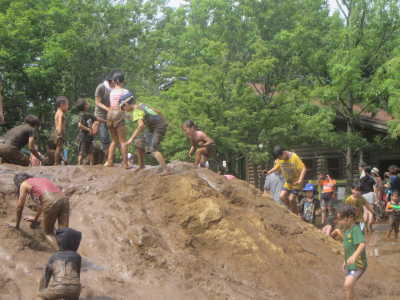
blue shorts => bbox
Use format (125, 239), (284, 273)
(346, 269), (365, 280)
(282, 187), (299, 195)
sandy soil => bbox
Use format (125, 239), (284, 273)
(0, 162), (399, 300)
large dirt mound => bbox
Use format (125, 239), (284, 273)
(0, 162), (399, 300)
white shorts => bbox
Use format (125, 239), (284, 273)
(363, 192), (375, 204)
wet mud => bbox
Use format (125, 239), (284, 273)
(0, 162), (399, 299)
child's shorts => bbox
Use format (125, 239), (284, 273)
(282, 187), (299, 195)
(107, 110), (125, 128)
(346, 269), (365, 280)
(78, 140), (94, 156)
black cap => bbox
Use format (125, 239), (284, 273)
(273, 145), (284, 159)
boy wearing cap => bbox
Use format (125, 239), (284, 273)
(299, 183), (317, 224)
(265, 146), (306, 214)
(124, 101), (169, 175)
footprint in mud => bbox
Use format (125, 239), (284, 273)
(81, 257), (106, 272)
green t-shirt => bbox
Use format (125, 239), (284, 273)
(343, 224), (367, 270)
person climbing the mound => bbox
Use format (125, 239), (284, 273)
(344, 184), (374, 233)
(38, 228), (82, 300)
(338, 205), (367, 300)
(0, 115), (45, 166)
(182, 120), (216, 168)
(265, 146), (306, 214)
(123, 98), (169, 175)
(12, 173), (70, 249)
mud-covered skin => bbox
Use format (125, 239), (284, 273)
(38, 228), (82, 300)
(135, 123), (168, 153)
(1, 163), (400, 299)
(0, 143), (30, 166)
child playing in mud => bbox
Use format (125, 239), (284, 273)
(182, 120), (216, 168)
(53, 96), (69, 165)
(338, 205), (367, 300)
(76, 98), (99, 166)
(0, 115), (45, 165)
(38, 228), (82, 300)
(105, 71), (131, 169)
(124, 98), (169, 175)
(344, 184), (375, 233)
(385, 191), (400, 239)
(265, 146), (306, 214)
(299, 183), (317, 224)
(12, 173), (70, 249)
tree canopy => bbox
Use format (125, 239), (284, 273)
(0, 0), (399, 181)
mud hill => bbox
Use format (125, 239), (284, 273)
(0, 162), (399, 300)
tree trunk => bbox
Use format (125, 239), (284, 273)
(345, 120), (354, 193)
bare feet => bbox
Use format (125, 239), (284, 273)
(133, 167), (145, 173)
(160, 168), (171, 176)
(104, 162), (113, 167)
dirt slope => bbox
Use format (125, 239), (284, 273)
(0, 162), (399, 300)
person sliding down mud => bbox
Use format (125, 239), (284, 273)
(13, 173), (70, 249)
(182, 120), (216, 168)
(124, 98), (169, 175)
(38, 228), (82, 300)
(0, 115), (45, 165)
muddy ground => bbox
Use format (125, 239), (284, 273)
(0, 162), (399, 300)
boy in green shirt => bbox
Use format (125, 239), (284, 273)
(338, 205), (367, 300)
(124, 101), (169, 175)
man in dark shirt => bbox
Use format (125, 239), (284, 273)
(0, 115), (44, 165)
(38, 228), (82, 300)
(95, 72), (115, 160)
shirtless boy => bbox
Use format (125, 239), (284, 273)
(53, 96), (69, 165)
(182, 120), (215, 168)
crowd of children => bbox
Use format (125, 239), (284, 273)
(0, 70), (219, 299)
(0, 70), (216, 172)
(2, 68), (400, 299)
(264, 147), (400, 300)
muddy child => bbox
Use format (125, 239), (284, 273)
(385, 191), (400, 239)
(124, 98), (169, 174)
(76, 98), (98, 166)
(344, 184), (375, 233)
(182, 120), (216, 168)
(0, 115), (44, 165)
(338, 205), (367, 300)
(53, 96), (69, 165)
(105, 71), (130, 168)
(38, 228), (82, 300)
(13, 173), (70, 249)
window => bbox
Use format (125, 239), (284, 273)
(303, 159), (316, 180)
(327, 158), (342, 179)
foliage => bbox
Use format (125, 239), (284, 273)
(0, 0), (399, 177)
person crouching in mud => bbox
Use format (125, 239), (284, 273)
(123, 97), (169, 175)
(13, 173), (70, 249)
(182, 120), (216, 168)
(0, 115), (45, 165)
(338, 205), (367, 300)
(38, 228), (82, 300)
